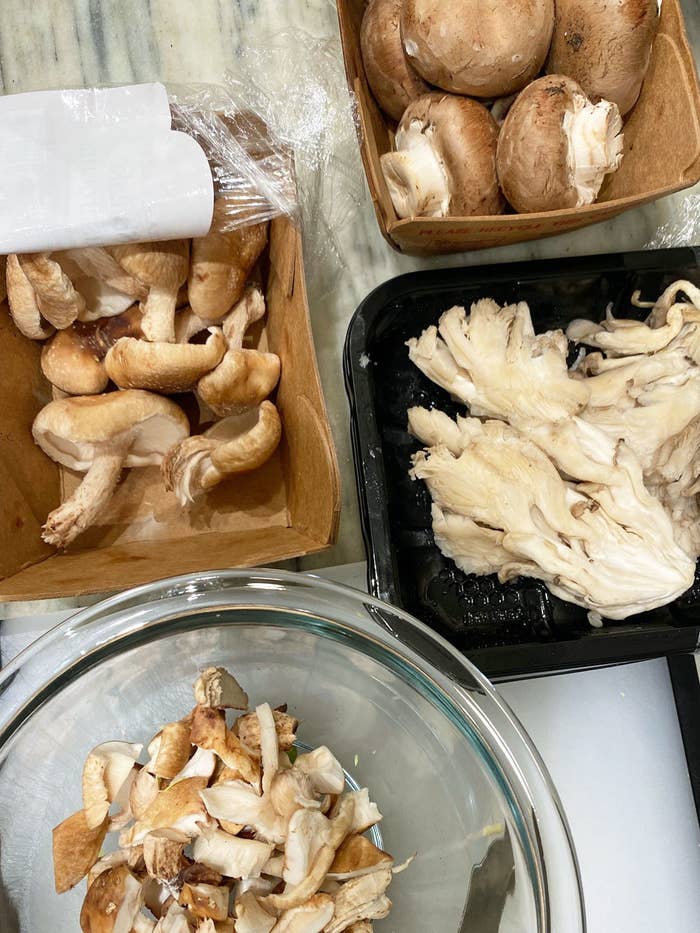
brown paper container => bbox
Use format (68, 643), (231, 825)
(0, 217), (340, 600)
(337, 0), (700, 256)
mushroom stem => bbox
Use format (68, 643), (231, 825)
(563, 95), (623, 206)
(381, 122), (450, 219)
(42, 441), (129, 548)
(142, 285), (178, 343)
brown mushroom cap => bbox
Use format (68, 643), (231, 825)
(546, 0), (659, 116)
(41, 306), (142, 395)
(496, 74), (624, 213)
(402, 0), (554, 97)
(79, 864), (144, 933)
(105, 329), (226, 393)
(188, 205), (268, 323)
(381, 93), (503, 218)
(52, 809), (109, 894)
(360, 0), (430, 121)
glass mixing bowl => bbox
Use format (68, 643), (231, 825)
(0, 570), (585, 931)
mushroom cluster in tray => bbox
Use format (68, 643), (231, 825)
(362, 0), (660, 217)
(53, 666), (410, 933)
(4, 210), (283, 549)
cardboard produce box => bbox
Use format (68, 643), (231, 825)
(0, 217), (340, 600)
(337, 0), (700, 256)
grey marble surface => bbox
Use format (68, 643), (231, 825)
(0, 0), (698, 599)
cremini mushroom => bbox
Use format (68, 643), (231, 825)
(381, 93), (503, 219)
(82, 740), (143, 830)
(273, 894), (335, 933)
(401, 0), (554, 97)
(119, 776), (211, 847)
(294, 747), (345, 795)
(104, 328), (226, 393)
(190, 705), (260, 787)
(546, 0), (659, 116)
(32, 391), (189, 548)
(18, 252), (86, 328)
(194, 667), (249, 710)
(111, 240), (189, 342)
(52, 808), (109, 894)
(235, 708), (298, 756)
(162, 401), (282, 506)
(188, 203), (268, 323)
(179, 882), (230, 921)
(323, 870), (393, 933)
(497, 74), (624, 213)
(327, 836), (393, 881)
(143, 829), (189, 882)
(332, 789), (382, 835)
(79, 864), (144, 933)
(192, 826), (274, 879)
(5, 253), (54, 339)
(197, 286), (280, 417)
(41, 306), (143, 395)
(234, 891), (276, 933)
(360, 0), (430, 120)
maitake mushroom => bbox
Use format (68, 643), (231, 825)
(546, 0), (659, 116)
(52, 667), (410, 931)
(381, 93), (503, 219)
(360, 0), (430, 121)
(401, 0), (554, 97)
(32, 390), (189, 547)
(162, 401), (282, 506)
(496, 74), (624, 213)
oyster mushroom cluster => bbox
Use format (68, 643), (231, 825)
(362, 0), (660, 218)
(53, 666), (409, 933)
(407, 280), (700, 621)
(5, 210), (283, 548)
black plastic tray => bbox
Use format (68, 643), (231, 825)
(344, 247), (700, 679)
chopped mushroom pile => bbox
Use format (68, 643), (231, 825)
(5, 211), (283, 548)
(53, 666), (410, 932)
(407, 281), (700, 622)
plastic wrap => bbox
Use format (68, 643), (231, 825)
(645, 193), (700, 249)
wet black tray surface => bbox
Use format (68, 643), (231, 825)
(344, 247), (700, 678)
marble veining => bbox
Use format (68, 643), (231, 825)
(0, 0), (698, 591)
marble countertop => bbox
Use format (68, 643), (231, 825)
(0, 0), (698, 588)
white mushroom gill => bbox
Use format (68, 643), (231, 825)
(381, 119), (450, 218)
(563, 94), (624, 206)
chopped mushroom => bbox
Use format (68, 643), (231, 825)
(189, 706), (260, 787)
(179, 882), (230, 921)
(143, 829), (189, 883)
(235, 709), (298, 755)
(82, 740), (143, 830)
(294, 747), (345, 795)
(53, 808), (109, 894)
(188, 204), (268, 323)
(5, 253), (54, 340)
(32, 391), (189, 548)
(283, 810), (331, 886)
(171, 747), (218, 786)
(269, 768), (318, 822)
(323, 870), (393, 933)
(119, 777), (211, 847)
(234, 890), (276, 933)
(332, 789), (382, 835)
(104, 328), (226, 393)
(162, 402), (282, 506)
(271, 893), (334, 933)
(79, 865), (144, 933)
(194, 667), (249, 710)
(152, 902), (194, 933)
(199, 780), (285, 845)
(131, 768), (161, 820)
(18, 252), (86, 328)
(192, 826), (274, 879)
(257, 703), (279, 797)
(327, 836), (393, 881)
(154, 722), (193, 780)
(111, 240), (189, 343)
(132, 914), (158, 933)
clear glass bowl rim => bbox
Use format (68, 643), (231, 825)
(0, 568), (586, 932)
